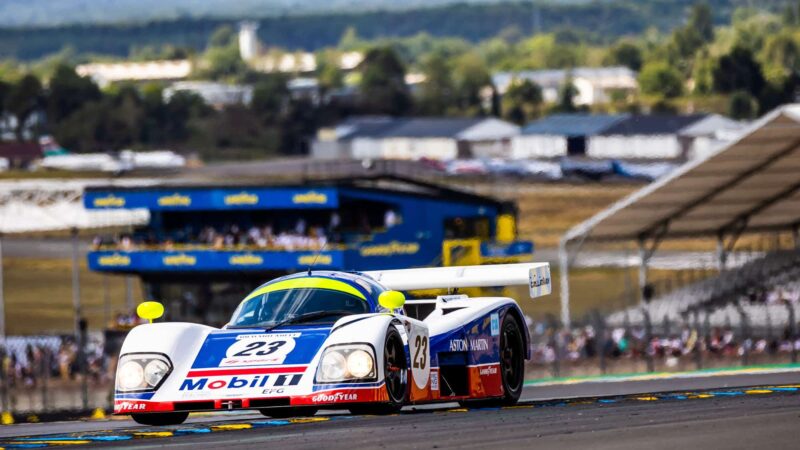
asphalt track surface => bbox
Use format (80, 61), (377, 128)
(1, 370), (798, 449)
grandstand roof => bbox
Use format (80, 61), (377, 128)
(334, 116), (516, 140)
(521, 114), (629, 137)
(563, 104), (800, 243)
(598, 114), (707, 136)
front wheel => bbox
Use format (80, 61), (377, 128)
(131, 412), (189, 426)
(349, 325), (407, 415)
(259, 407), (318, 418)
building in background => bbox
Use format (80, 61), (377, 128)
(513, 114), (629, 159)
(238, 22), (363, 73)
(588, 114), (744, 160)
(238, 21), (260, 61)
(75, 60), (192, 88)
(163, 81), (254, 109)
(493, 67), (637, 106)
(312, 116), (520, 160)
(0, 141), (41, 169)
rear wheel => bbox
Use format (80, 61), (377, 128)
(259, 407), (318, 418)
(131, 412), (189, 426)
(460, 312), (525, 408)
(498, 313), (525, 404)
(349, 326), (407, 415)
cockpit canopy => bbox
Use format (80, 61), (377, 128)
(228, 273), (383, 328)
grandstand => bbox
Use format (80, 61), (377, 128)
(84, 176), (533, 325)
(559, 104), (800, 338)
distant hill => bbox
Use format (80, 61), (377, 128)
(0, 0), (789, 60)
(0, 0), (535, 27)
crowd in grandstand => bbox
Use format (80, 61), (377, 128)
(93, 210), (403, 251)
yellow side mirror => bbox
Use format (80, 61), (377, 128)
(137, 301), (164, 323)
(378, 290), (406, 310)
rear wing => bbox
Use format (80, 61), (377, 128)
(364, 262), (551, 299)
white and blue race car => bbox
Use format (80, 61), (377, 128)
(114, 263), (551, 425)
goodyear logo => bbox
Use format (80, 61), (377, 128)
(359, 241), (420, 257)
(230, 254), (264, 266)
(298, 254), (333, 265)
(292, 191), (328, 204)
(98, 254), (130, 267)
(163, 254), (197, 266)
(92, 195), (125, 208)
(158, 193), (191, 207)
(224, 192), (259, 205)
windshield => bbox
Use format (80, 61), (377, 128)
(229, 288), (369, 328)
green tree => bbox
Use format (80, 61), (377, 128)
(690, 3), (714, 43)
(452, 52), (492, 115)
(728, 90), (757, 119)
(713, 46), (765, 96)
(6, 74), (43, 141)
(692, 50), (715, 95)
(762, 32), (800, 80)
(638, 62), (684, 98)
(209, 25), (236, 48)
(358, 46), (411, 116)
(316, 51), (344, 92)
(417, 51), (455, 115)
(503, 79), (543, 124)
(553, 78), (578, 113)
(251, 74), (290, 123)
(46, 64), (101, 124)
(604, 41), (643, 71)
(204, 44), (248, 81)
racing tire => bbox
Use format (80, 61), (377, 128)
(259, 407), (318, 418)
(348, 326), (407, 416)
(460, 312), (525, 408)
(131, 412), (189, 426)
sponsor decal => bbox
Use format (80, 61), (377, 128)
(311, 392), (358, 403)
(430, 371), (439, 391)
(163, 254), (197, 266)
(292, 191), (328, 204)
(479, 365), (498, 376)
(448, 338), (489, 352)
(221, 335), (296, 366)
(180, 374), (302, 391)
(98, 253), (130, 267)
(230, 254), (264, 266)
(529, 266), (552, 297)
(115, 401), (147, 411)
(490, 313), (500, 337)
(157, 193), (191, 207)
(224, 192), (259, 205)
(297, 254), (333, 266)
(93, 195), (125, 207)
(359, 241), (420, 257)
(436, 294), (468, 303)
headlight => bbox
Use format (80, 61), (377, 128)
(347, 349), (374, 378)
(320, 351), (347, 381)
(144, 359), (170, 387)
(116, 354), (172, 392)
(118, 360), (145, 390)
(316, 344), (376, 383)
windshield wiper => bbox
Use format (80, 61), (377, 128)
(231, 310), (354, 332)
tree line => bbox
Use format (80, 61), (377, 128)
(0, 0), (793, 61)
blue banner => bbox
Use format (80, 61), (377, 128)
(84, 187), (338, 211)
(88, 250), (345, 272)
